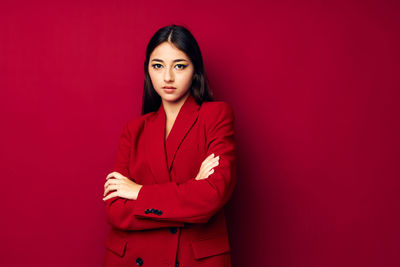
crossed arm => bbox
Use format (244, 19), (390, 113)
(103, 103), (236, 231)
(103, 153), (219, 201)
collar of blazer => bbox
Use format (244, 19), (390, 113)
(144, 93), (201, 184)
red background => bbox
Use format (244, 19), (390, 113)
(1, 0), (399, 266)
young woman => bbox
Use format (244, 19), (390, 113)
(103, 24), (236, 267)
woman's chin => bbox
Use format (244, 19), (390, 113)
(160, 91), (189, 103)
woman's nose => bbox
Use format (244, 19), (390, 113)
(164, 68), (174, 82)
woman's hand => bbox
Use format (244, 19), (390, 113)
(195, 153), (220, 181)
(103, 171), (143, 201)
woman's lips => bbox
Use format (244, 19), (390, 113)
(163, 86), (176, 93)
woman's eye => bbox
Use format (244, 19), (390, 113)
(175, 64), (187, 70)
(152, 64), (163, 69)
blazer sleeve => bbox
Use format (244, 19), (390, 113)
(132, 102), (236, 224)
(104, 121), (185, 231)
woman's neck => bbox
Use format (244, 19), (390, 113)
(162, 92), (190, 121)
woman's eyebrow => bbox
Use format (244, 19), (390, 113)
(151, 58), (188, 62)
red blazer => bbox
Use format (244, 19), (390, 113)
(103, 93), (236, 267)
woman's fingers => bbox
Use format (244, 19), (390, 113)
(205, 169), (215, 178)
(201, 154), (219, 168)
(104, 177), (122, 189)
(104, 179), (124, 194)
(104, 184), (119, 196)
(202, 154), (215, 165)
(106, 171), (127, 180)
(206, 153), (215, 160)
(202, 157), (219, 175)
(196, 168), (215, 180)
(204, 156), (219, 170)
(106, 172), (117, 179)
(201, 154), (214, 167)
(195, 154), (220, 180)
(103, 191), (119, 201)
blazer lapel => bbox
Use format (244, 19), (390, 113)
(145, 94), (200, 184)
(144, 106), (170, 184)
(165, 94), (200, 172)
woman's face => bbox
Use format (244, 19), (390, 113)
(148, 42), (194, 104)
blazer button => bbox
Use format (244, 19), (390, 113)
(136, 257), (143, 266)
(150, 208), (155, 213)
(144, 209), (150, 214)
(157, 210), (163, 216)
(175, 260), (179, 267)
(169, 227), (177, 234)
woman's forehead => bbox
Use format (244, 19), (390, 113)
(150, 42), (189, 61)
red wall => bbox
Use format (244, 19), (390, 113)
(1, 0), (399, 266)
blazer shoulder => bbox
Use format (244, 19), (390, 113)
(200, 100), (234, 120)
(124, 112), (154, 132)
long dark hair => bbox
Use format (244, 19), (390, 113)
(141, 24), (214, 115)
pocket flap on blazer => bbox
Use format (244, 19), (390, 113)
(104, 232), (127, 257)
(190, 234), (231, 260)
